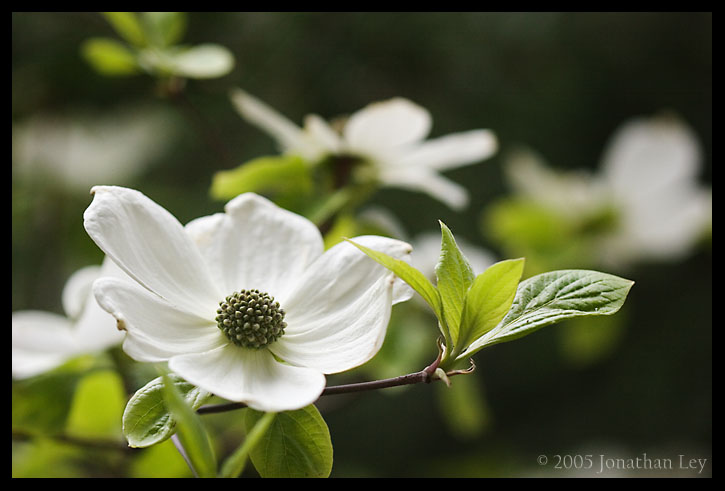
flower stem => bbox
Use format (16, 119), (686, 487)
(196, 355), (470, 416)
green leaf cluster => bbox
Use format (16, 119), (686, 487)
(122, 373), (333, 478)
(347, 221), (633, 370)
(81, 12), (234, 80)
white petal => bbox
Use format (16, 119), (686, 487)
(72, 257), (128, 349)
(303, 114), (343, 153)
(83, 186), (221, 319)
(601, 114), (702, 201)
(274, 236), (412, 373)
(187, 193), (324, 299)
(93, 277), (224, 363)
(12, 347), (70, 380)
(12, 311), (78, 379)
(270, 272), (393, 373)
(61, 265), (101, 320)
(380, 168), (470, 210)
(343, 98), (432, 152)
(168, 345), (326, 411)
(281, 235), (412, 312)
(396, 129), (498, 171)
(230, 88), (306, 153)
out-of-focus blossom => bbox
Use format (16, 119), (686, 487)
(231, 89), (498, 210)
(503, 113), (711, 268)
(12, 258), (126, 379)
(12, 105), (179, 193)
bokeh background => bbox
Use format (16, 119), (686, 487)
(12, 12), (711, 477)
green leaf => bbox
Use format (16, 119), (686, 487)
(345, 238), (445, 332)
(129, 438), (194, 478)
(244, 405), (332, 478)
(455, 258), (525, 356)
(101, 12), (146, 46)
(459, 270), (634, 360)
(65, 370), (125, 439)
(160, 373), (216, 478)
(12, 371), (82, 434)
(80, 38), (140, 76)
(220, 411), (276, 478)
(122, 374), (211, 448)
(168, 44), (235, 79)
(210, 155), (312, 200)
(141, 12), (187, 47)
(435, 221), (476, 341)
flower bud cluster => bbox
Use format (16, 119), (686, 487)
(216, 289), (286, 349)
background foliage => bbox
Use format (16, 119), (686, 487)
(12, 12), (711, 477)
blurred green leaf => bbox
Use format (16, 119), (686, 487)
(435, 221), (476, 341)
(101, 12), (147, 46)
(460, 270), (634, 359)
(454, 258), (525, 358)
(322, 213), (358, 250)
(244, 405), (332, 478)
(210, 155), (311, 200)
(142, 12), (188, 47)
(129, 438), (194, 478)
(557, 310), (627, 367)
(12, 371), (81, 434)
(436, 372), (491, 440)
(65, 370), (125, 439)
(160, 373), (216, 478)
(81, 37), (140, 76)
(168, 44), (234, 79)
(122, 374), (211, 448)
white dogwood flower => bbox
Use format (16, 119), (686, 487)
(84, 186), (413, 412)
(505, 113), (711, 268)
(12, 258), (126, 379)
(231, 89), (497, 210)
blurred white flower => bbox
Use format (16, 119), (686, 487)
(84, 186), (413, 412)
(231, 89), (498, 210)
(505, 113), (711, 267)
(12, 105), (179, 193)
(12, 258), (127, 379)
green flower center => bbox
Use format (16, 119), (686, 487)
(215, 289), (287, 349)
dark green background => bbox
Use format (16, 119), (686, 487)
(12, 12), (711, 477)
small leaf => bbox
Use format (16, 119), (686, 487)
(168, 44), (235, 79)
(101, 12), (146, 47)
(210, 155), (312, 200)
(160, 373), (216, 478)
(345, 239), (445, 333)
(459, 270), (634, 360)
(245, 405), (332, 478)
(435, 221), (476, 341)
(455, 258), (525, 356)
(122, 374), (211, 448)
(81, 38), (140, 76)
